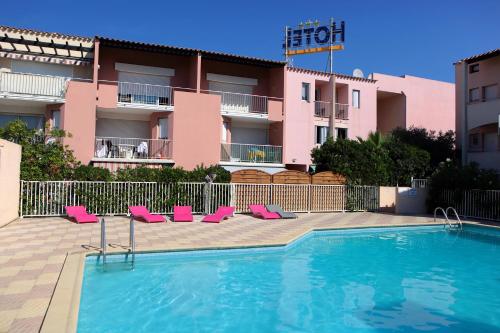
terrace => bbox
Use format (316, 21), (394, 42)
(0, 212), (449, 332)
(93, 137), (173, 161)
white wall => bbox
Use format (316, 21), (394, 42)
(0, 139), (21, 226)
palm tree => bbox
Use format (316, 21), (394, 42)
(357, 131), (385, 148)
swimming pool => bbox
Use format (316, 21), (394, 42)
(77, 225), (500, 332)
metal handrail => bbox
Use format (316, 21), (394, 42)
(129, 217), (136, 266)
(434, 207), (452, 229)
(100, 218), (106, 264)
(446, 207), (463, 230)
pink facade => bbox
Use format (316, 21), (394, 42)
(455, 49), (500, 172)
(0, 26), (457, 173)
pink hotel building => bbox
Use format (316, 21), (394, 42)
(0, 26), (455, 173)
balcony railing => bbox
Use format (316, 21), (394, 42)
(0, 72), (68, 99)
(118, 82), (173, 107)
(208, 91), (268, 114)
(221, 143), (282, 164)
(335, 103), (349, 120)
(94, 137), (172, 160)
(314, 101), (349, 120)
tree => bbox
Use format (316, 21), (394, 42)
(311, 137), (391, 185)
(383, 139), (430, 186)
(0, 120), (78, 180)
(390, 127), (455, 168)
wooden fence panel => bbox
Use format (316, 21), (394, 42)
(230, 170), (272, 184)
(272, 184), (310, 212)
(310, 185), (345, 212)
(232, 184), (271, 212)
(311, 171), (346, 185)
(272, 170), (311, 184)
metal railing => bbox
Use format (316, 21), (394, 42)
(19, 181), (380, 217)
(0, 72), (69, 98)
(208, 90), (268, 114)
(118, 81), (173, 107)
(440, 189), (500, 221)
(220, 143), (282, 164)
(411, 178), (429, 188)
(94, 137), (172, 160)
(314, 101), (332, 117)
(335, 103), (349, 120)
(314, 101), (349, 120)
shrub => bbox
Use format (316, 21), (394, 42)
(390, 127), (455, 168)
(72, 165), (113, 181)
(1, 120), (78, 180)
(312, 137), (391, 185)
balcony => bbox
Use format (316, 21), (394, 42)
(94, 137), (173, 161)
(220, 143), (282, 164)
(467, 98), (500, 130)
(208, 90), (268, 116)
(0, 71), (68, 102)
(117, 82), (174, 111)
(314, 101), (349, 120)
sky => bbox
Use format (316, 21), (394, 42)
(1, 0), (499, 83)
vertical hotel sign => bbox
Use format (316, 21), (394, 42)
(283, 19), (345, 56)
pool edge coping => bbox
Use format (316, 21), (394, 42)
(40, 220), (497, 333)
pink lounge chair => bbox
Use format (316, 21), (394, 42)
(248, 205), (281, 220)
(173, 206), (193, 222)
(202, 206), (236, 223)
(128, 206), (165, 223)
(65, 206), (98, 224)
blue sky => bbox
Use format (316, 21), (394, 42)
(1, 0), (499, 82)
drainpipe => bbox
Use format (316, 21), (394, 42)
(461, 62), (468, 166)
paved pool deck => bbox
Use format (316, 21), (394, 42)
(0, 212), (488, 332)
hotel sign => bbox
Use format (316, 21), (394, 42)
(283, 19), (345, 56)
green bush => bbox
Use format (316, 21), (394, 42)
(427, 160), (500, 211)
(312, 137), (391, 185)
(1, 120), (78, 180)
(390, 127), (455, 168)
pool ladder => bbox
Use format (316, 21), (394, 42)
(434, 207), (463, 230)
(99, 217), (136, 266)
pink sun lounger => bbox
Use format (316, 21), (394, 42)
(65, 206), (98, 224)
(202, 206), (236, 223)
(173, 206), (193, 222)
(248, 205), (281, 220)
(128, 206), (166, 223)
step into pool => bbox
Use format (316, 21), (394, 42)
(77, 225), (500, 332)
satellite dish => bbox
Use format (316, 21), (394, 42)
(367, 73), (373, 80)
(353, 68), (364, 78)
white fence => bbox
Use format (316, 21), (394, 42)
(20, 181), (379, 217)
(0, 72), (68, 98)
(440, 189), (500, 221)
(411, 178), (429, 188)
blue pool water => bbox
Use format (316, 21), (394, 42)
(77, 225), (500, 333)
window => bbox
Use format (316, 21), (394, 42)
(336, 128), (348, 139)
(469, 64), (479, 73)
(0, 114), (44, 130)
(52, 110), (61, 129)
(301, 83), (310, 102)
(314, 88), (321, 101)
(315, 126), (329, 145)
(352, 90), (360, 108)
(158, 118), (168, 139)
(469, 133), (481, 151)
(469, 88), (480, 103)
(483, 85), (498, 101)
(221, 122), (228, 142)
